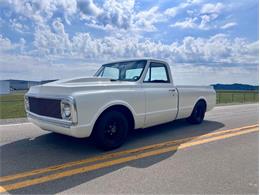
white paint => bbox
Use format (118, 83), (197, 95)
(0, 122), (32, 127)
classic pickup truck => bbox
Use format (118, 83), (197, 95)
(25, 59), (216, 150)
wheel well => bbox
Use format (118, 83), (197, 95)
(94, 105), (135, 131)
(197, 99), (207, 110)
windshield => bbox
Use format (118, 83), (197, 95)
(94, 60), (147, 81)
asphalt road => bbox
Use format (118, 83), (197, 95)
(0, 103), (258, 194)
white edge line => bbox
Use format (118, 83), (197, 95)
(0, 122), (32, 127)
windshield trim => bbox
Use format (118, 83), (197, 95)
(94, 60), (147, 82)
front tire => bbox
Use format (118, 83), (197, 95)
(187, 101), (206, 124)
(92, 110), (129, 150)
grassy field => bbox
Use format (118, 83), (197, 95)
(216, 90), (259, 104)
(0, 92), (26, 119)
(0, 90), (259, 119)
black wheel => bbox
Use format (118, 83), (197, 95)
(187, 101), (206, 124)
(92, 110), (129, 150)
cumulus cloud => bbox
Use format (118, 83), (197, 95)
(200, 2), (224, 14)
(97, 0), (134, 29)
(77, 0), (101, 16)
(31, 22), (258, 66)
(2, 0), (77, 23)
(133, 6), (164, 31)
(2, 0), (229, 32)
(0, 27), (258, 84)
(78, 0), (135, 30)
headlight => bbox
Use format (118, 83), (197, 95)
(62, 103), (71, 118)
(61, 102), (71, 119)
(60, 98), (77, 123)
(24, 96), (30, 111)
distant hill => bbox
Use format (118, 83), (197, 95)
(212, 83), (259, 91)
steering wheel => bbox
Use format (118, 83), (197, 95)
(132, 76), (139, 80)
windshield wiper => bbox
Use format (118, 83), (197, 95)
(110, 79), (119, 81)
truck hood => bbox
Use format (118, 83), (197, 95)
(47, 77), (115, 86)
(27, 77), (137, 96)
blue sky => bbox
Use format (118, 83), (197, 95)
(0, 0), (258, 85)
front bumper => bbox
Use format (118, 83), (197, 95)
(27, 112), (92, 138)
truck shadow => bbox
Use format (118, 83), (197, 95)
(0, 119), (224, 194)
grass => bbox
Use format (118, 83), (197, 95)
(0, 90), (259, 119)
(216, 90), (259, 104)
(0, 92), (26, 119)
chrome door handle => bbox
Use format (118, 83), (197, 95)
(169, 89), (176, 92)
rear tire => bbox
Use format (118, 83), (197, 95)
(92, 110), (129, 150)
(187, 101), (206, 124)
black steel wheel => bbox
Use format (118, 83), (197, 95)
(93, 110), (129, 150)
(187, 101), (206, 124)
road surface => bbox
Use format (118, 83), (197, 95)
(0, 103), (258, 194)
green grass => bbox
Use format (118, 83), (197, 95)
(0, 92), (26, 119)
(216, 90), (259, 104)
(0, 90), (259, 119)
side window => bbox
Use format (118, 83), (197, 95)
(144, 63), (170, 83)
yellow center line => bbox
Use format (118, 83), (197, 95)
(0, 124), (258, 183)
(0, 126), (258, 193)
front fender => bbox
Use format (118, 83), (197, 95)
(89, 100), (139, 132)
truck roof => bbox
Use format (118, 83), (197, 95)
(104, 58), (169, 65)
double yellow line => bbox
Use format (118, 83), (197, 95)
(0, 124), (258, 193)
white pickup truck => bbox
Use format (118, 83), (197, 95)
(25, 59), (216, 150)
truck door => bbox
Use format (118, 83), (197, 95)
(142, 62), (178, 127)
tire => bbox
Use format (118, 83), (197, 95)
(92, 110), (129, 150)
(187, 101), (206, 124)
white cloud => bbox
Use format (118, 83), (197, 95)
(97, 0), (134, 29)
(34, 20), (71, 56)
(133, 6), (164, 31)
(0, 35), (14, 51)
(172, 2), (226, 30)
(3, 0), (227, 32)
(9, 18), (29, 33)
(200, 2), (224, 14)
(79, 0), (162, 31)
(31, 22), (258, 66)
(0, 29), (258, 84)
(0, 34), (26, 53)
(221, 22), (237, 29)
(3, 0), (77, 23)
(77, 0), (102, 16)
(164, 0), (202, 17)
(171, 18), (197, 29)
(79, 0), (135, 30)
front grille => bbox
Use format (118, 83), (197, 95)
(28, 97), (62, 119)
